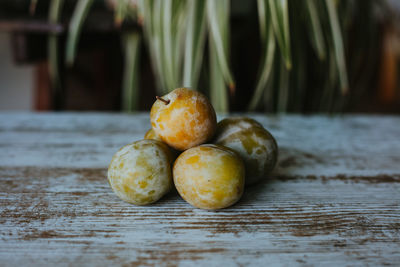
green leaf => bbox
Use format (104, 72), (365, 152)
(257, 0), (267, 42)
(268, 0), (292, 69)
(122, 32), (141, 111)
(151, 0), (167, 93)
(162, 0), (176, 90)
(160, 0), (186, 92)
(137, 0), (153, 32)
(248, 33), (275, 111)
(183, 0), (207, 88)
(65, 0), (94, 66)
(48, 0), (63, 25)
(139, 0), (186, 94)
(139, 0), (167, 93)
(263, 55), (277, 112)
(277, 57), (290, 112)
(48, 0), (64, 107)
(207, 0), (235, 90)
(305, 0), (326, 61)
(171, 0), (187, 76)
(248, 0), (276, 111)
(115, 0), (132, 27)
(210, 37), (228, 112)
(325, 0), (349, 94)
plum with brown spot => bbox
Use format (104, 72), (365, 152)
(213, 117), (278, 185)
(150, 88), (217, 151)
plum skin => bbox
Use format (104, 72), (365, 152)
(173, 144), (245, 210)
(213, 117), (278, 185)
(108, 139), (173, 205)
(150, 88), (217, 151)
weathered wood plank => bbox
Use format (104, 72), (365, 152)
(0, 113), (399, 266)
(0, 113), (399, 175)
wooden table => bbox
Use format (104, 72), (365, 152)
(1, 113), (399, 266)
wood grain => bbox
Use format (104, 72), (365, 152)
(0, 113), (399, 266)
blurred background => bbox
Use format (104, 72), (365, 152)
(0, 0), (399, 113)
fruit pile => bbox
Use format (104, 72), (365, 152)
(108, 88), (278, 210)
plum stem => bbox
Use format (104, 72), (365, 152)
(156, 96), (170, 105)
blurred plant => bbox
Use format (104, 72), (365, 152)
(249, 0), (351, 112)
(137, 0), (235, 111)
(29, 0), (39, 15)
(111, 0), (142, 111)
(136, 0), (351, 112)
(207, 0), (235, 111)
(121, 32), (141, 111)
(183, 0), (207, 92)
(48, 0), (64, 109)
(65, 0), (94, 66)
(46, 0), (389, 112)
(64, 0), (141, 112)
